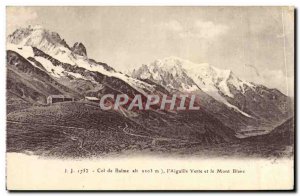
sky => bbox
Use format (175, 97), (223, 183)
(6, 6), (294, 96)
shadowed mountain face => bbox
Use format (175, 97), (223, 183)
(6, 25), (294, 158)
(7, 50), (80, 104)
(7, 102), (237, 157)
(267, 117), (294, 145)
(246, 117), (294, 145)
(71, 42), (87, 56)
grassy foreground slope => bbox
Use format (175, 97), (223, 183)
(6, 101), (236, 157)
(7, 102), (293, 158)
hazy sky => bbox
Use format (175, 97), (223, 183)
(7, 6), (294, 96)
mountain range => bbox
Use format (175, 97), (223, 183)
(6, 25), (294, 153)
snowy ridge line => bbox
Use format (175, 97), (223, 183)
(132, 56), (254, 118)
(7, 26), (156, 97)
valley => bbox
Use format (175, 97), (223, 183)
(7, 101), (293, 158)
(5, 25), (294, 159)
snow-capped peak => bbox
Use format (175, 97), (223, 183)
(7, 25), (157, 98)
(132, 56), (255, 117)
(136, 56), (255, 96)
(7, 25), (74, 64)
(29, 25), (44, 30)
(71, 42), (87, 56)
(8, 25), (68, 48)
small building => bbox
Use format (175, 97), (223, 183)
(85, 96), (100, 103)
(47, 95), (74, 105)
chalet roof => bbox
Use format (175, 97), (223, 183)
(48, 95), (73, 99)
(85, 96), (100, 100)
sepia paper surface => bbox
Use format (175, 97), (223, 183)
(6, 6), (294, 190)
(7, 153), (293, 190)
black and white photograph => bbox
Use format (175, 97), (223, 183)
(4, 6), (295, 191)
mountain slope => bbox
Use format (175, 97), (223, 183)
(7, 25), (157, 98)
(6, 25), (240, 148)
(132, 56), (293, 131)
(7, 50), (80, 104)
(265, 117), (294, 145)
(7, 26), (162, 103)
(7, 25), (293, 137)
(7, 102), (237, 157)
(6, 25), (295, 158)
(242, 117), (294, 157)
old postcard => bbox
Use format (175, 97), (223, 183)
(6, 6), (294, 190)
